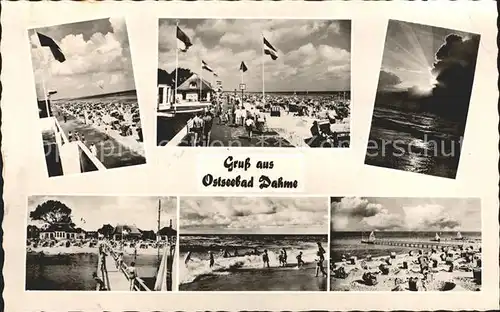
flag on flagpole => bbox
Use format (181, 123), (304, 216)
(240, 61), (248, 72)
(201, 60), (214, 73)
(176, 26), (192, 52)
(37, 32), (66, 62)
(263, 37), (278, 60)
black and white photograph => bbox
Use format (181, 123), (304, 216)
(156, 19), (351, 148)
(29, 18), (146, 177)
(329, 197), (482, 291)
(179, 197), (329, 291)
(365, 20), (480, 179)
(26, 196), (177, 291)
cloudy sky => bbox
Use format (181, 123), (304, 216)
(180, 197), (328, 234)
(27, 196), (176, 231)
(158, 19), (351, 92)
(378, 20), (476, 92)
(331, 197), (481, 232)
(30, 18), (135, 100)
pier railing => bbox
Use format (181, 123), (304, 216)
(362, 239), (468, 249)
(103, 242), (151, 291)
(41, 116), (107, 175)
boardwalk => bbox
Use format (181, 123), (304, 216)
(97, 252), (131, 291)
(160, 98), (295, 147)
(95, 242), (177, 291)
(97, 243), (151, 291)
(362, 239), (471, 250)
(54, 112), (146, 169)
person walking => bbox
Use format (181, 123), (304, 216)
(202, 111), (214, 147)
(128, 262), (137, 291)
(245, 117), (255, 139)
(262, 249), (270, 268)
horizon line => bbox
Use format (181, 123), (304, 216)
(179, 232), (328, 235)
(52, 88), (136, 101)
(329, 229), (481, 232)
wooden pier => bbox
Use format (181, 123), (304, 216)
(96, 241), (176, 291)
(361, 239), (470, 249)
(96, 242), (151, 291)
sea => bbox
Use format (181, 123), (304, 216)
(25, 252), (160, 291)
(230, 91), (350, 98)
(330, 231), (482, 262)
(179, 234), (328, 291)
(365, 106), (464, 179)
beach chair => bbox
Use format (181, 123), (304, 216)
(473, 267), (481, 284)
(334, 266), (349, 279)
(362, 272), (378, 286)
(379, 263), (390, 275)
(408, 277), (419, 291)
(270, 105), (281, 117)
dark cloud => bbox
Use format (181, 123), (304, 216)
(378, 70), (402, 89)
(432, 34), (480, 85)
(427, 33), (480, 122)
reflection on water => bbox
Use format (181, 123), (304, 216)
(365, 107), (463, 179)
(26, 252), (160, 291)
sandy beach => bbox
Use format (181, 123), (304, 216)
(27, 240), (169, 256)
(331, 245), (481, 291)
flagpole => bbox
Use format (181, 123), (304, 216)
(175, 21), (179, 106)
(41, 70), (50, 118)
(33, 30), (51, 118)
(199, 59), (202, 102)
(157, 199), (161, 262)
(240, 66), (244, 102)
(261, 34), (265, 106)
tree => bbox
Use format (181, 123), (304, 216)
(158, 68), (174, 85)
(174, 68), (194, 86)
(97, 224), (114, 238)
(27, 225), (40, 239)
(29, 200), (74, 226)
(158, 67), (195, 88)
(140, 229), (156, 241)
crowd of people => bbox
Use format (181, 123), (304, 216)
(179, 92), (350, 147)
(236, 93), (351, 120)
(52, 99), (143, 145)
(184, 241), (328, 277)
(331, 243), (482, 291)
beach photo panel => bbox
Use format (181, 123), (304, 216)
(25, 195), (178, 291)
(329, 197), (482, 291)
(364, 20), (480, 179)
(28, 17), (146, 178)
(178, 196), (329, 291)
(156, 19), (351, 148)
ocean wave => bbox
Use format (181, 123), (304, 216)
(179, 237), (322, 253)
(180, 246), (327, 285)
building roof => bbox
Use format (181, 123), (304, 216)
(41, 223), (78, 233)
(113, 224), (142, 236)
(177, 73), (213, 92)
(158, 226), (177, 236)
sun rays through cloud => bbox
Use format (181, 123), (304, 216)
(378, 20), (466, 93)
